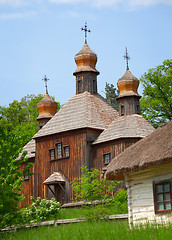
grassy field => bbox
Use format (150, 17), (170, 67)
(1, 220), (172, 240)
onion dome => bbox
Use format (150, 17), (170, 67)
(117, 69), (141, 99)
(73, 43), (99, 75)
(37, 93), (57, 120)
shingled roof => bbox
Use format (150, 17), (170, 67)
(43, 172), (65, 185)
(34, 91), (118, 138)
(93, 114), (154, 145)
(105, 121), (172, 181)
(18, 139), (35, 160)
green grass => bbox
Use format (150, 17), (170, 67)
(1, 221), (172, 240)
(58, 204), (125, 220)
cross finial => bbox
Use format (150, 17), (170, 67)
(42, 75), (49, 94)
(81, 22), (91, 44)
(123, 47), (130, 70)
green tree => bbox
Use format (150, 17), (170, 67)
(104, 83), (119, 111)
(140, 59), (172, 128)
(0, 122), (33, 220)
(0, 94), (60, 148)
(72, 166), (118, 202)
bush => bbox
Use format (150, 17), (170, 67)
(23, 197), (61, 222)
(0, 197), (61, 228)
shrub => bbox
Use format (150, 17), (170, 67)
(23, 197), (61, 222)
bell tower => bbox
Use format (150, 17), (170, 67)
(73, 23), (99, 94)
(116, 48), (141, 116)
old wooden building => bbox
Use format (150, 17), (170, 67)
(106, 121), (172, 226)
(20, 41), (154, 206)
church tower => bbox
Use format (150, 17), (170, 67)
(37, 75), (57, 129)
(116, 48), (141, 116)
(73, 23), (99, 94)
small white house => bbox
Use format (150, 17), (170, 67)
(106, 121), (172, 226)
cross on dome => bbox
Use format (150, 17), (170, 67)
(123, 47), (130, 70)
(42, 75), (49, 94)
(81, 22), (91, 44)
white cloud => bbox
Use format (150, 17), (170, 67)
(0, 11), (36, 19)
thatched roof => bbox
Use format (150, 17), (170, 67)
(93, 114), (154, 145)
(43, 172), (65, 185)
(34, 91), (118, 138)
(105, 121), (172, 181)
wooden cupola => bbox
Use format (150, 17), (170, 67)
(116, 48), (141, 116)
(73, 42), (99, 94)
(37, 76), (57, 129)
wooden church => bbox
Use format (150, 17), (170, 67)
(20, 34), (154, 206)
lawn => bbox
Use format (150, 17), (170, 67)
(1, 220), (172, 240)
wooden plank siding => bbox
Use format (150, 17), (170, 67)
(91, 138), (141, 170)
(125, 162), (172, 226)
(20, 159), (35, 208)
(32, 128), (101, 204)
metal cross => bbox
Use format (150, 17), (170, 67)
(42, 75), (49, 94)
(123, 47), (130, 70)
(81, 22), (91, 44)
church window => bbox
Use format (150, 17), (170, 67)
(24, 170), (29, 180)
(103, 153), (111, 165)
(78, 80), (81, 93)
(136, 104), (140, 113)
(64, 145), (70, 157)
(93, 80), (96, 93)
(49, 149), (55, 161)
(121, 105), (124, 116)
(57, 143), (62, 158)
(153, 179), (172, 214)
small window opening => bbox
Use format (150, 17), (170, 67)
(93, 80), (96, 93)
(121, 105), (124, 116)
(136, 105), (140, 113)
(57, 143), (62, 158)
(153, 180), (172, 214)
(103, 153), (111, 165)
(49, 149), (55, 161)
(24, 170), (29, 180)
(78, 80), (81, 93)
(64, 146), (70, 157)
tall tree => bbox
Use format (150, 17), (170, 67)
(104, 83), (119, 111)
(140, 59), (172, 128)
(0, 122), (32, 219)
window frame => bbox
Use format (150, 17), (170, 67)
(153, 179), (172, 214)
(56, 142), (63, 159)
(121, 105), (124, 116)
(103, 153), (111, 165)
(24, 170), (29, 181)
(49, 148), (55, 161)
(64, 145), (70, 158)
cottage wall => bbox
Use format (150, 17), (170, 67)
(125, 162), (172, 226)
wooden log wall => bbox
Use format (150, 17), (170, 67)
(126, 162), (172, 226)
(91, 138), (141, 170)
(20, 159), (35, 208)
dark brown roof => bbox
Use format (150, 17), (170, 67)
(93, 114), (154, 145)
(106, 121), (172, 181)
(34, 91), (119, 138)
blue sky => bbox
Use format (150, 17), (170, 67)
(1, 0), (172, 106)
